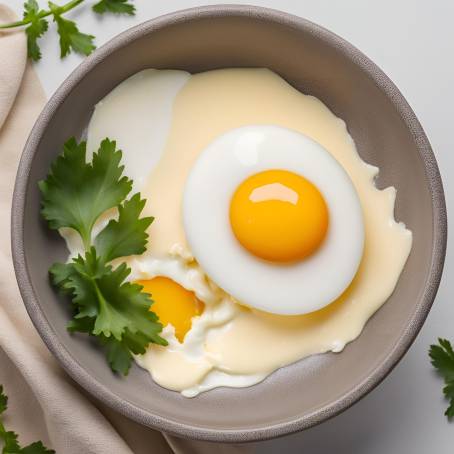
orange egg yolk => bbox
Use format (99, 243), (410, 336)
(137, 277), (204, 342)
(229, 169), (329, 263)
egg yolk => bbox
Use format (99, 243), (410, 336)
(137, 277), (204, 342)
(229, 169), (329, 263)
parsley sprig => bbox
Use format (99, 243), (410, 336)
(39, 138), (167, 375)
(429, 338), (454, 419)
(0, 385), (54, 453)
(92, 0), (135, 15)
(0, 0), (135, 61)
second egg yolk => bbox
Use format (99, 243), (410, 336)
(229, 169), (329, 263)
(137, 277), (204, 342)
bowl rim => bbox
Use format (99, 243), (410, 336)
(11, 4), (447, 443)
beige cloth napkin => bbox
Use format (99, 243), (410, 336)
(0, 5), (253, 453)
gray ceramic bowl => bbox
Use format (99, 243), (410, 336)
(11, 5), (447, 442)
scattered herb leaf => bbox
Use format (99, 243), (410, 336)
(20, 441), (55, 454)
(0, 0), (136, 61)
(0, 385), (55, 453)
(23, 0), (49, 61)
(0, 387), (6, 414)
(49, 2), (95, 58)
(39, 137), (132, 250)
(429, 338), (454, 419)
(95, 193), (153, 264)
(40, 138), (166, 375)
(92, 0), (135, 15)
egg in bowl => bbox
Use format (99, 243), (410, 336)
(55, 67), (412, 397)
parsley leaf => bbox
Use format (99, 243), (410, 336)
(51, 258), (99, 320)
(51, 250), (166, 374)
(443, 381), (454, 419)
(91, 261), (164, 343)
(23, 0), (49, 61)
(0, 385), (54, 453)
(95, 193), (153, 264)
(100, 335), (135, 376)
(0, 385), (7, 414)
(1, 430), (21, 453)
(41, 138), (166, 375)
(430, 338), (454, 381)
(49, 2), (95, 58)
(429, 338), (454, 419)
(1, 0), (136, 61)
(21, 441), (55, 454)
(68, 317), (154, 375)
(39, 138), (132, 249)
(92, 0), (135, 15)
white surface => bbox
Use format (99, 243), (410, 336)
(6, 0), (453, 452)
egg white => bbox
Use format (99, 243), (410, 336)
(183, 125), (364, 315)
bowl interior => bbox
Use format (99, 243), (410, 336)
(15, 7), (443, 441)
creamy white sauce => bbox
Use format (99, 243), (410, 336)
(77, 68), (412, 397)
(86, 69), (190, 191)
(63, 69), (190, 259)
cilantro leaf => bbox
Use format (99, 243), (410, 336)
(429, 338), (454, 419)
(430, 338), (454, 382)
(42, 137), (166, 375)
(443, 382), (454, 419)
(49, 2), (95, 58)
(100, 335), (134, 375)
(21, 441), (55, 454)
(101, 328), (160, 375)
(66, 315), (94, 333)
(0, 385), (54, 453)
(51, 250), (166, 374)
(39, 138), (132, 248)
(51, 260), (99, 320)
(68, 318), (146, 375)
(2, 0), (131, 61)
(59, 248), (165, 344)
(1, 429), (21, 453)
(92, 0), (135, 15)
(66, 315), (136, 375)
(95, 193), (153, 264)
(0, 385), (7, 414)
(92, 261), (164, 343)
(23, 0), (49, 61)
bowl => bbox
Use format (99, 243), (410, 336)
(11, 5), (447, 442)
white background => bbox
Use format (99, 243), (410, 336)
(6, 0), (454, 452)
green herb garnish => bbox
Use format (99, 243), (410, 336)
(92, 0), (135, 15)
(49, 1), (96, 58)
(0, 0), (135, 61)
(0, 384), (55, 453)
(39, 137), (167, 375)
(429, 338), (454, 419)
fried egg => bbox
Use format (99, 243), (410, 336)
(71, 67), (412, 397)
(183, 125), (364, 314)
